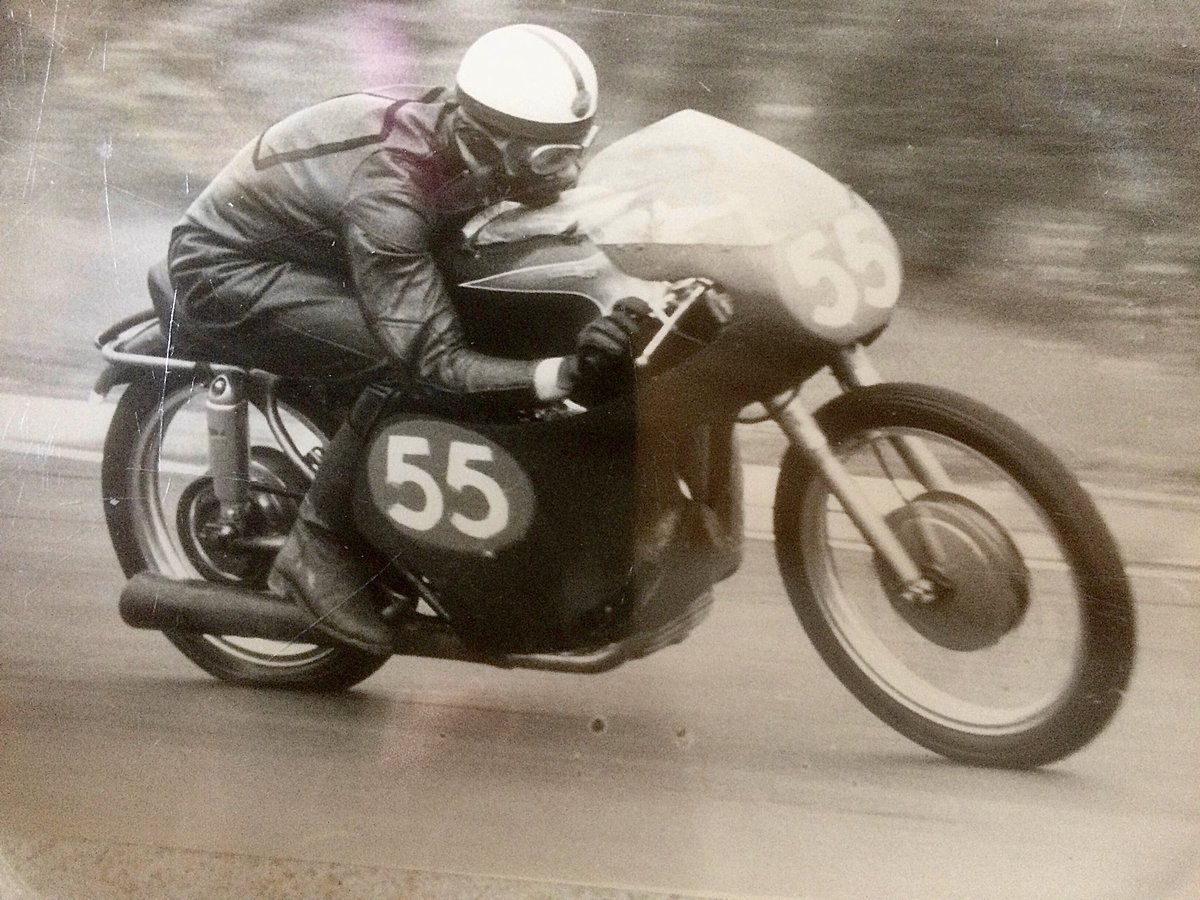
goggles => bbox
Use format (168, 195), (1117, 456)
(459, 113), (599, 178)
(520, 125), (599, 176)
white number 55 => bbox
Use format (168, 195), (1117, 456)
(787, 208), (901, 328)
(386, 436), (510, 540)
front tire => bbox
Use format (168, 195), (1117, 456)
(774, 383), (1135, 768)
(101, 373), (388, 691)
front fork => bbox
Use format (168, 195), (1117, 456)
(771, 345), (941, 604)
(831, 346), (953, 492)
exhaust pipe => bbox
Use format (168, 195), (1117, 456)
(119, 572), (339, 646)
(120, 574), (665, 673)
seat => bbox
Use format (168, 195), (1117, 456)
(147, 257), (176, 324)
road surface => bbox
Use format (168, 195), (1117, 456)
(0, 411), (1198, 898)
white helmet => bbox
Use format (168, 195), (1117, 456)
(455, 25), (598, 143)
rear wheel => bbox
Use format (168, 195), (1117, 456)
(101, 373), (388, 690)
(774, 383), (1135, 768)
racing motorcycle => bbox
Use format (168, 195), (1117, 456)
(93, 111), (1135, 769)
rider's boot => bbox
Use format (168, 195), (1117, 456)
(267, 420), (393, 656)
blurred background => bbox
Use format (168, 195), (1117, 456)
(1, 0), (1197, 478)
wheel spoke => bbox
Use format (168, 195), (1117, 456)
(774, 383), (1134, 766)
(804, 427), (1083, 732)
(127, 380), (334, 668)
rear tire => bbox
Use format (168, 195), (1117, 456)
(102, 373), (388, 691)
(774, 383), (1135, 768)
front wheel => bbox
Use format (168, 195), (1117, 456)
(101, 373), (388, 691)
(774, 383), (1135, 768)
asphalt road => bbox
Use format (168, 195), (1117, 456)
(0, 432), (1199, 898)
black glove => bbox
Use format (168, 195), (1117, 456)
(559, 298), (656, 406)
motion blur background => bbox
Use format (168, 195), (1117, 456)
(1, 0), (1197, 462)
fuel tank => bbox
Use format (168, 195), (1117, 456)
(440, 232), (665, 360)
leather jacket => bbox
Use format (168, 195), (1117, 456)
(174, 86), (544, 404)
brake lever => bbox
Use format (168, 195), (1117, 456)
(635, 277), (715, 368)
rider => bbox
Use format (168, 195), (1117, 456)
(168, 25), (648, 654)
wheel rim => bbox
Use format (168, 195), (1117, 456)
(798, 426), (1086, 736)
(127, 380), (336, 668)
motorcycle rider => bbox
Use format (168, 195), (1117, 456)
(168, 25), (649, 654)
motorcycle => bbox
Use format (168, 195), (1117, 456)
(93, 110), (1135, 769)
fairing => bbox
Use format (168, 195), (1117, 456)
(463, 110), (902, 346)
(354, 402), (638, 652)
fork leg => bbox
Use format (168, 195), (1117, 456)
(832, 345), (955, 493)
(771, 399), (935, 603)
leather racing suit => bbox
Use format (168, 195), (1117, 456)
(168, 85), (546, 403)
